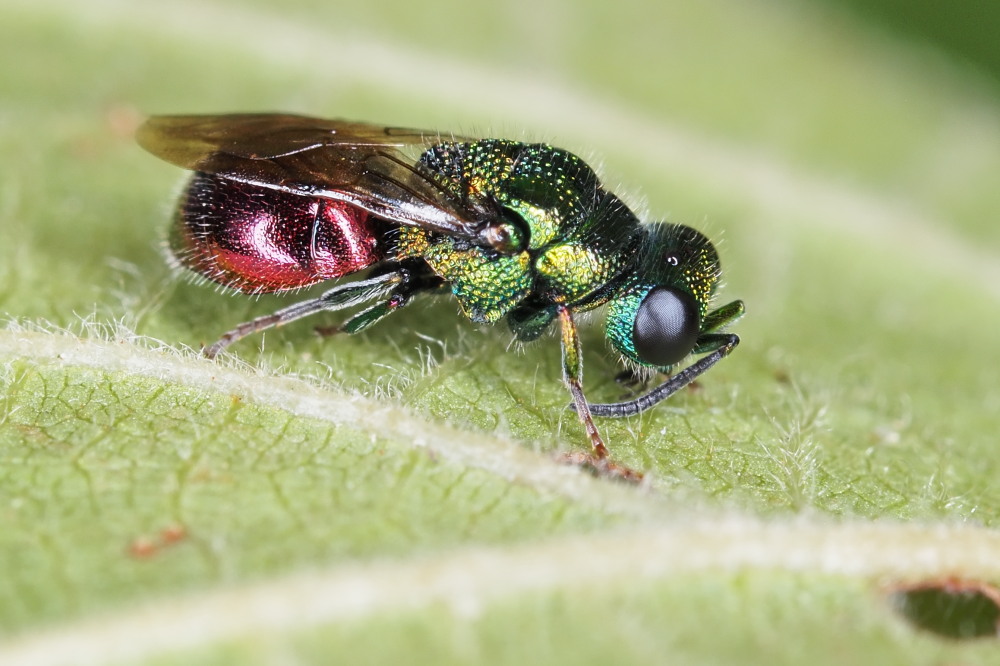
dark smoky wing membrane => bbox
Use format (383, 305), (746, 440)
(137, 114), (493, 239)
(137, 114), (459, 164)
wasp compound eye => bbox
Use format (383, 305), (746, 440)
(633, 286), (700, 367)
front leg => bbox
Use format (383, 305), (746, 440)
(557, 305), (608, 459)
(557, 306), (644, 482)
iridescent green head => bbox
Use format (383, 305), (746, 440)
(605, 223), (721, 370)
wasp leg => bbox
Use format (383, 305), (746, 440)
(585, 333), (740, 418)
(505, 304), (641, 481)
(203, 270), (405, 358)
(507, 299), (557, 342)
(556, 306), (610, 459)
(556, 308), (645, 482)
(326, 289), (415, 335)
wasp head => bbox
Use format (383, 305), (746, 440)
(604, 223), (722, 369)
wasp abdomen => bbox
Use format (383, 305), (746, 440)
(171, 173), (385, 293)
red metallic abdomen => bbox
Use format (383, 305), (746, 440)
(171, 173), (386, 293)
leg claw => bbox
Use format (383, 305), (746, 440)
(556, 451), (645, 484)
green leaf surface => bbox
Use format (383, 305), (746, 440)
(2, 0), (999, 663)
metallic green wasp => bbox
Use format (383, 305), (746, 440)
(138, 114), (744, 477)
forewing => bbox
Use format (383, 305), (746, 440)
(137, 114), (492, 238)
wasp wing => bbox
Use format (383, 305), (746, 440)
(137, 114), (494, 239)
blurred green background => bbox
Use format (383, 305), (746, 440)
(1, 0), (999, 664)
(825, 0), (1000, 88)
